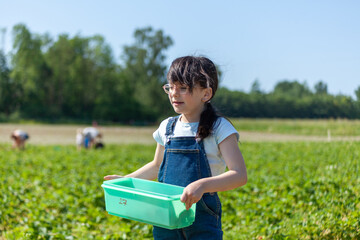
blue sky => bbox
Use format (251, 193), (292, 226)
(1, 0), (359, 98)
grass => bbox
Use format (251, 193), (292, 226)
(1, 141), (359, 239)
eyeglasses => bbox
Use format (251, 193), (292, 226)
(162, 84), (191, 95)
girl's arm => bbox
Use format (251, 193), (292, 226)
(181, 133), (247, 209)
(104, 143), (164, 181)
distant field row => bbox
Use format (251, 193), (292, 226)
(1, 119), (360, 145)
(231, 118), (360, 136)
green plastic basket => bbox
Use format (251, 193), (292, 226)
(101, 178), (196, 229)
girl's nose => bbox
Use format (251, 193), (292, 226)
(170, 88), (180, 97)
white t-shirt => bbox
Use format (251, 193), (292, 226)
(82, 127), (99, 139)
(153, 116), (239, 176)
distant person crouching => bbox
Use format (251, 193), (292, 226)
(11, 129), (29, 150)
(82, 127), (102, 149)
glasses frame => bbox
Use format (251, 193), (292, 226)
(162, 84), (192, 95)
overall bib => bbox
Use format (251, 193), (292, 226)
(153, 116), (223, 240)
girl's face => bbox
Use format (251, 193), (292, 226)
(164, 82), (212, 122)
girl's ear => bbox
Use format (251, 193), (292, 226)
(202, 88), (213, 102)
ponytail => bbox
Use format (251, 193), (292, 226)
(197, 102), (219, 140)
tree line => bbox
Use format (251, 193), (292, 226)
(214, 80), (360, 119)
(1, 24), (360, 123)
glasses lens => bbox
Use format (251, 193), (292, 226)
(163, 84), (190, 94)
(179, 87), (188, 94)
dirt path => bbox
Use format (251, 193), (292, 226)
(0, 124), (156, 145)
(1, 123), (359, 145)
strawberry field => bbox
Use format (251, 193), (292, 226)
(1, 141), (359, 239)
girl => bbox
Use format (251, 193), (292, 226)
(104, 56), (247, 239)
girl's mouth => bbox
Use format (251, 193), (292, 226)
(172, 101), (184, 106)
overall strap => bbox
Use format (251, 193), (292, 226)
(165, 116), (180, 140)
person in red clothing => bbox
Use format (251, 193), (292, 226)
(11, 129), (29, 150)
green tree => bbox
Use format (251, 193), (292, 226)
(355, 86), (360, 118)
(90, 35), (140, 122)
(121, 26), (173, 121)
(44, 34), (73, 117)
(45, 34), (109, 119)
(45, 33), (133, 121)
(10, 24), (52, 118)
(355, 86), (360, 101)
(314, 80), (328, 95)
(250, 79), (262, 94)
(273, 80), (312, 98)
(0, 50), (17, 117)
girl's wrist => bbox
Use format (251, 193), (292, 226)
(197, 177), (211, 194)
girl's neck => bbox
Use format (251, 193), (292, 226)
(179, 113), (200, 123)
(178, 101), (206, 123)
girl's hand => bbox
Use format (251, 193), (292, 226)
(180, 180), (205, 210)
(103, 175), (123, 180)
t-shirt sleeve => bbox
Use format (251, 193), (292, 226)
(152, 117), (171, 146)
(214, 118), (240, 144)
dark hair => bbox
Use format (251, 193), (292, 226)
(167, 56), (219, 140)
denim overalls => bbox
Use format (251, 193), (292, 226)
(153, 116), (223, 240)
